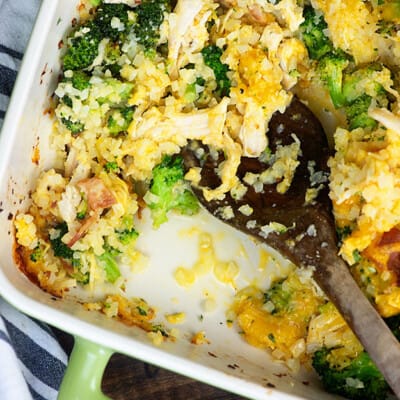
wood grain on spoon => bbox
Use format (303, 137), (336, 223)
(182, 98), (400, 398)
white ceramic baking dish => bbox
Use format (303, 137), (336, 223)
(0, 1), (341, 399)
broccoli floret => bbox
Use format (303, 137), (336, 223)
(302, 14), (391, 131)
(173, 188), (200, 216)
(134, 0), (171, 57)
(63, 3), (133, 71)
(104, 161), (120, 173)
(63, 22), (102, 71)
(49, 222), (88, 281)
(61, 95), (73, 108)
(30, 245), (43, 262)
(317, 51), (349, 108)
(339, 64), (390, 129)
(299, 5), (389, 127)
(63, 1), (169, 69)
(201, 45), (231, 97)
(300, 6), (334, 60)
(96, 244), (121, 283)
(94, 3), (133, 42)
(107, 106), (134, 135)
(345, 94), (377, 130)
(62, 70), (91, 92)
(312, 347), (390, 400)
(147, 155), (199, 228)
(50, 222), (74, 259)
(263, 280), (292, 315)
(118, 229), (139, 245)
(116, 215), (139, 245)
(61, 117), (85, 135)
(69, 70), (91, 91)
(342, 64), (386, 103)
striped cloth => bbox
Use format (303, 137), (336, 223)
(0, 300), (67, 400)
(0, 0), (40, 125)
(0, 1), (68, 399)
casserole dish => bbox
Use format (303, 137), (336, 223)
(0, 1), (353, 399)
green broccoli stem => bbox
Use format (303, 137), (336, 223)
(317, 52), (348, 108)
(300, 5), (334, 61)
(96, 249), (121, 283)
(147, 155), (199, 228)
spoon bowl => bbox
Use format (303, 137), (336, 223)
(182, 98), (400, 397)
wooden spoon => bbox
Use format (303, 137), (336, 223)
(182, 98), (400, 397)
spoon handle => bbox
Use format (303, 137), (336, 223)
(315, 248), (400, 397)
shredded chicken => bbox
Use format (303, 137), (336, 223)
(130, 97), (230, 142)
(369, 108), (400, 132)
(103, 0), (140, 6)
(58, 185), (82, 225)
(167, 0), (204, 79)
(238, 100), (269, 157)
(203, 133), (241, 201)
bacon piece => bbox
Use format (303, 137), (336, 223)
(388, 252), (400, 285)
(67, 213), (99, 248)
(77, 177), (116, 211)
(379, 227), (400, 246)
(67, 177), (117, 247)
(363, 227), (400, 285)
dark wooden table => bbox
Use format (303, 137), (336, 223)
(53, 328), (246, 399)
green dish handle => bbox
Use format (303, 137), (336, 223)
(58, 336), (114, 400)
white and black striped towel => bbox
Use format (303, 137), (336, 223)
(0, 1), (68, 399)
